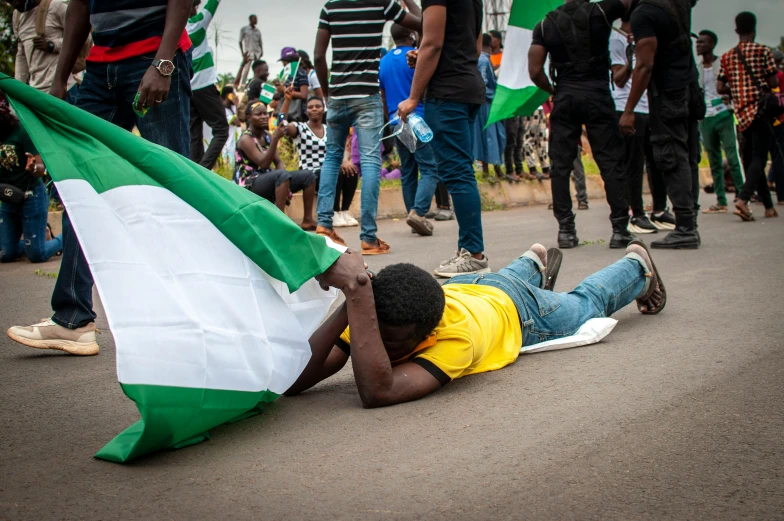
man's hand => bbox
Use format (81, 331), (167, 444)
(406, 49), (418, 68)
(25, 153), (37, 173)
(136, 66), (172, 110)
(32, 36), (52, 52)
(340, 160), (358, 176)
(397, 97), (419, 122)
(619, 111), (636, 136)
(316, 250), (368, 292)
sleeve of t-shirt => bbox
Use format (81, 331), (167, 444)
(609, 35), (628, 67)
(531, 22), (545, 47)
(421, 0), (445, 10)
(294, 69), (309, 89)
(309, 70), (321, 89)
(318, 6), (330, 31)
(413, 337), (474, 385)
(383, 0), (404, 22)
(599, 0), (625, 22)
(630, 5), (659, 43)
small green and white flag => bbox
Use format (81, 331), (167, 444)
(279, 59), (300, 84)
(487, 0), (561, 125)
(0, 75), (343, 463)
(259, 82), (277, 104)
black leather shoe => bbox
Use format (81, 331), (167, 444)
(609, 218), (637, 249)
(558, 230), (579, 249)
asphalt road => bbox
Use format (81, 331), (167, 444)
(1, 201), (782, 520)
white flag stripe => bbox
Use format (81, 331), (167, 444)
(57, 180), (340, 394)
(497, 26), (537, 91)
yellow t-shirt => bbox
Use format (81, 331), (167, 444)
(338, 284), (523, 383)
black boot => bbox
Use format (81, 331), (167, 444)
(610, 217), (637, 249)
(651, 212), (700, 249)
(558, 220), (579, 249)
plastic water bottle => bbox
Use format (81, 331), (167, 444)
(407, 114), (434, 143)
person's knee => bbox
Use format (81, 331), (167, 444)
(25, 246), (47, 263)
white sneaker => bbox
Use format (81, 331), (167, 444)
(6, 319), (99, 356)
(342, 211), (359, 227)
(433, 248), (491, 278)
(332, 211), (347, 227)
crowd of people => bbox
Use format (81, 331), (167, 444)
(1, 0), (782, 410)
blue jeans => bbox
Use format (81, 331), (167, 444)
(397, 137), (439, 217)
(51, 50), (193, 329)
(0, 182), (63, 263)
(446, 253), (649, 346)
(424, 99), (484, 253)
(318, 94), (384, 243)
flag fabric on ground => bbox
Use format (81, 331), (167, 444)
(260, 83), (277, 104)
(0, 75), (343, 463)
(487, 0), (561, 125)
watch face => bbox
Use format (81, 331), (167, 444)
(157, 60), (175, 76)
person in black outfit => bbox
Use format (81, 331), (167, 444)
(529, 0), (636, 249)
(621, 0), (704, 249)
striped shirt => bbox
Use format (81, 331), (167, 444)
(319, 0), (405, 99)
(87, 0), (192, 63)
(187, 0), (220, 90)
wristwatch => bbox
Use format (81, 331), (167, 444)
(151, 59), (175, 77)
(47, 41), (54, 53)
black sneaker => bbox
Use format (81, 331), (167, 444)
(558, 230), (579, 249)
(628, 215), (658, 234)
(650, 210), (676, 231)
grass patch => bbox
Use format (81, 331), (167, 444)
(34, 269), (58, 278)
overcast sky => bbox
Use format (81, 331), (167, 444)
(208, 0), (783, 77)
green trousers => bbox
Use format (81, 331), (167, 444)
(700, 111), (745, 206)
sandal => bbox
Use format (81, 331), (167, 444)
(702, 204), (728, 214)
(733, 200), (755, 222)
(627, 240), (667, 315)
(544, 248), (563, 291)
(578, 202), (589, 210)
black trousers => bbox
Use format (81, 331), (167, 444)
(504, 116), (524, 174)
(549, 87), (628, 229)
(618, 111), (652, 216)
(739, 119), (774, 209)
(334, 172), (358, 212)
(434, 181), (450, 209)
(647, 85), (701, 218)
(190, 85), (229, 170)
(645, 134), (668, 212)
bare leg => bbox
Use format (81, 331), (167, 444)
(275, 179), (290, 212)
(301, 182), (317, 230)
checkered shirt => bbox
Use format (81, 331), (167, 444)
(719, 42), (777, 131)
(293, 122), (328, 172)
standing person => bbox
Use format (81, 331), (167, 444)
(297, 50), (324, 102)
(523, 108), (550, 179)
(6, 0), (193, 356)
(610, 21), (657, 234)
(0, 96), (63, 264)
(313, 0), (422, 254)
(279, 47), (309, 122)
(489, 29), (503, 71)
(8, 0), (80, 98)
(236, 101), (318, 229)
(397, 0), (491, 277)
(379, 23), (440, 237)
(696, 29), (745, 214)
(716, 12), (779, 221)
(474, 33), (510, 182)
(769, 49), (784, 205)
(622, 0), (703, 249)
(504, 116), (528, 179)
(529, 0), (636, 250)
(572, 143), (589, 210)
(238, 14), (263, 87)
(187, 0), (228, 170)
(220, 85), (241, 169)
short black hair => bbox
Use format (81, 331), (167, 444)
(252, 59), (267, 71)
(482, 33), (493, 48)
(489, 30), (503, 41)
(699, 30), (718, 46)
(372, 263), (445, 342)
(306, 95), (324, 107)
(735, 12), (756, 35)
(245, 100), (267, 117)
(249, 14), (256, 20)
(220, 85), (234, 98)
(390, 23), (411, 43)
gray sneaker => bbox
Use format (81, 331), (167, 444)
(433, 248), (490, 278)
(406, 210), (434, 236)
(434, 208), (455, 221)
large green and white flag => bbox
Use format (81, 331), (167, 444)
(487, 0), (561, 125)
(0, 75), (343, 463)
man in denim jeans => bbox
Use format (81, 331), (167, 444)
(313, 0), (421, 255)
(397, 0), (490, 277)
(7, 0), (193, 356)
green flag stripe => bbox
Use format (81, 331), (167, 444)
(95, 385), (278, 462)
(508, 0), (561, 29)
(193, 52), (215, 74)
(486, 85), (551, 126)
(0, 75), (340, 292)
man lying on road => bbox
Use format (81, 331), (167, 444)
(285, 241), (665, 407)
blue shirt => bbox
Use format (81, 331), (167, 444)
(378, 45), (425, 119)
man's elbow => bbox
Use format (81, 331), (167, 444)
(421, 41), (443, 55)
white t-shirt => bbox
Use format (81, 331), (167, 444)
(609, 31), (648, 114)
(701, 65), (728, 118)
(308, 69), (321, 92)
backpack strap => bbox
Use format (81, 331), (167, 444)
(734, 45), (765, 94)
(34, 0), (53, 37)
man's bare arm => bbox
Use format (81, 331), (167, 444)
(314, 28), (331, 100)
(397, 5), (446, 119)
(398, 0), (422, 30)
(528, 44), (555, 96)
(612, 63), (632, 88)
(623, 36), (655, 116)
(50, 0), (91, 99)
